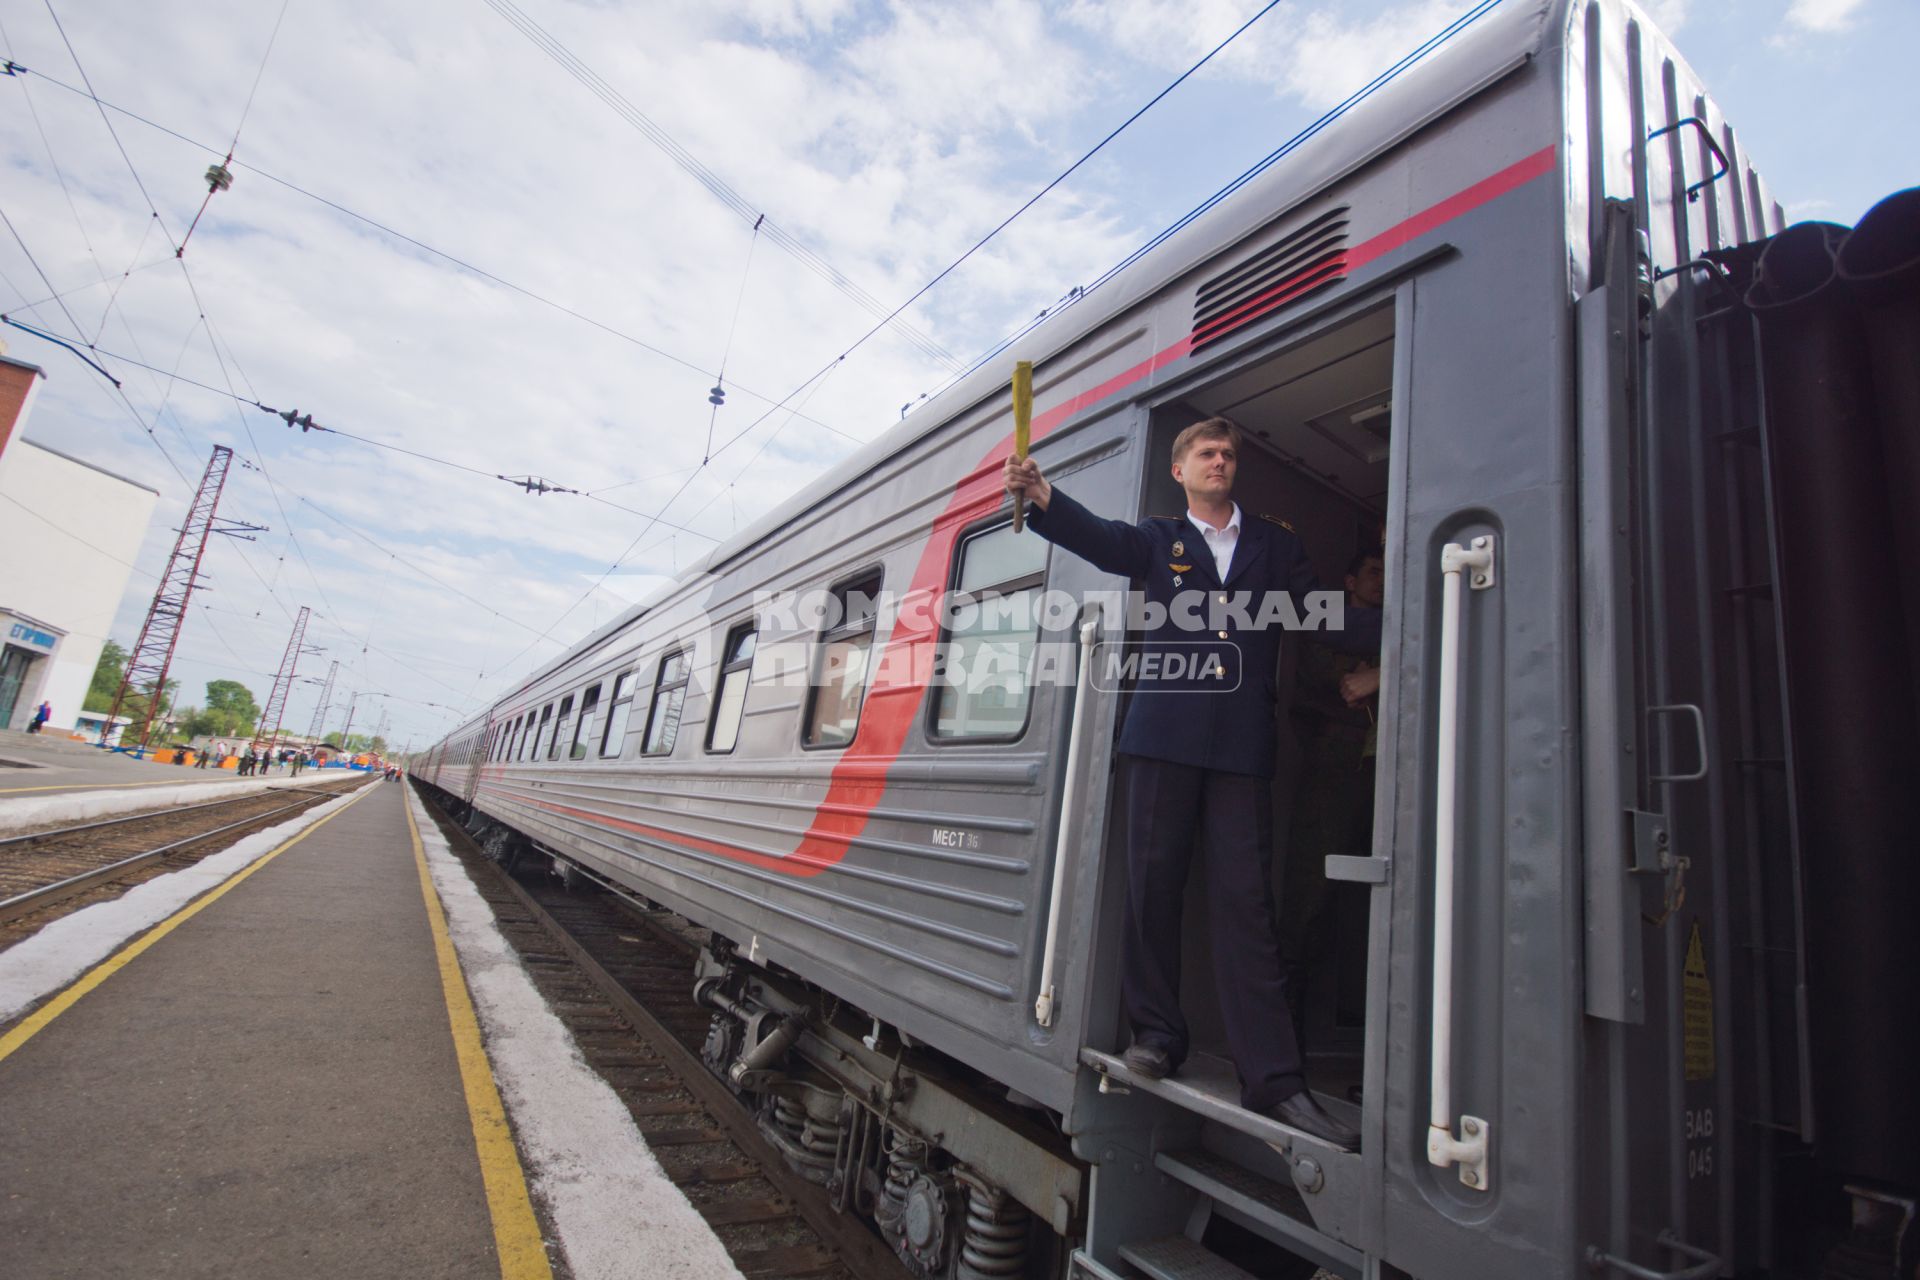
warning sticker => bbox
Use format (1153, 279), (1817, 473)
(1684, 921), (1715, 1082)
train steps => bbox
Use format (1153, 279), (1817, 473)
(1118, 1235), (1258, 1280)
(1081, 1047), (1367, 1279)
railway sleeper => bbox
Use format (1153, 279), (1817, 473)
(693, 941), (1081, 1280)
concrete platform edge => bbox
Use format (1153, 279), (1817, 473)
(408, 785), (746, 1280)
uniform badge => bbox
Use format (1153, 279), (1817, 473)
(1172, 540), (1185, 557)
(1168, 563), (1192, 573)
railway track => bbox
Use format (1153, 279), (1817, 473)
(0, 778), (366, 942)
(416, 790), (911, 1280)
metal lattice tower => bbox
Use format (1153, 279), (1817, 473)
(255, 606), (311, 757)
(103, 445), (262, 747)
(306, 659), (340, 742)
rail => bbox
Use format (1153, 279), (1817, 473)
(0, 783), (358, 925)
(1426, 536), (1495, 1191)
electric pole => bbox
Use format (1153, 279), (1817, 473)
(102, 445), (266, 747)
(306, 660), (339, 744)
(255, 606), (313, 758)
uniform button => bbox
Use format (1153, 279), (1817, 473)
(1218, 630), (1228, 639)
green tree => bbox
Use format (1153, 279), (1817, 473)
(84, 641), (129, 713)
(368, 735), (388, 755)
(200, 680), (261, 737)
(81, 641), (182, 742)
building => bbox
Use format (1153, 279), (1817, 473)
(0, 425), (161, 735)
(0, 351), (46, 459)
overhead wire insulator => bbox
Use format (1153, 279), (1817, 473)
(205, 163), (235, 193)
(708, 384), (726, 407)
(497, 474), (580, 496)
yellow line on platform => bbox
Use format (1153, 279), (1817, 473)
(0, 783), (373, 1067)
(403, 790), (553, 1280)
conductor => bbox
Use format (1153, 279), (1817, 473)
(1003, 418), (1375, 1150)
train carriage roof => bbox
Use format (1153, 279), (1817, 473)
(507, 0), (1624, 701)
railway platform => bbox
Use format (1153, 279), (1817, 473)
(0, 728), (343, 799)
(0, 776), (742, 1280)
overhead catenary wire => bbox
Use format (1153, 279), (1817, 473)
(178, 0), (292, 257)
(486, 0), (1509, 706)
(0, 317), (723, 542)
(39, 0), (179, 254)
(478, 0), (963, 373)
(476, 0), (1305, 689)
(704, 214), (763, 464)
(3, 65), (860, 446)
(32, 5), (402, 711)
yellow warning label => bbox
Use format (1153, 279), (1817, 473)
(1684, 921), (1715, 1082)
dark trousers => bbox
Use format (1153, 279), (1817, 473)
(1121, 754), (1305, 1111)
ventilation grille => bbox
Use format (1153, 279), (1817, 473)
(1191, 206), (1350, 351)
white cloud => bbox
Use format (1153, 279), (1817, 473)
(0, 0), (1161, 747)
(1063, 0), (1484, 110)
(1634, 0), (1690, 32)
(1784, 0), (1866, 33)
(0, 0), (1893, 749)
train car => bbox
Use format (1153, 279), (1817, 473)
(416, 1), (1918, 1276)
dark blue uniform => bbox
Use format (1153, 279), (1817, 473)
(1028, 486), (1379, 1110)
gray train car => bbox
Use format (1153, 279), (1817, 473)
(417, 1), (1919, 1276)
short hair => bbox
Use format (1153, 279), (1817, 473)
(1345, 545), (1385, 578)
(1171, 417), (1242, 466)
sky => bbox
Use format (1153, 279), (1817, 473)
(1, 0), (1912, 752)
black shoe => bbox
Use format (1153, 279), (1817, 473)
(1121, 1040), (1173, 1081)
(1263, 1091), (1360, 1151)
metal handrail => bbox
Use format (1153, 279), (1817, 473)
(1648, 117), (1730, 204)
(1035, 605), (1102, 1027)
(1587, 1230), (1723, 1279)
(1426, 537), (1495, 1190)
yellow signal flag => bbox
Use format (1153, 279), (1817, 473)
(1011, 360), (1033, 533)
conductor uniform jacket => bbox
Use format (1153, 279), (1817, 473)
(1028, 486), (1380, 778)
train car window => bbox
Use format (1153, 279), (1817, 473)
(530, 704), (553, 760)
(706, 625), (757, 754)
(803, 571), (882, 749)
(643, 650), (691, 756)
(933, 521), (1048, 741)
(547, 695), (576, 761)
(506, 715), (524, 761)
(601, 673), (635, 757)
(571, 684), (601, 760)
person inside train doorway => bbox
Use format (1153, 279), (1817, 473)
(1003, 418), (1378, 1151)
(1281, 545), (1384, 1059)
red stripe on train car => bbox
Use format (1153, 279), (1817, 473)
(486, 145), (1559, 879)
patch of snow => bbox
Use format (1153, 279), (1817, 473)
(0, 770), (350, 835)
(0, 783), (373, 1022)
(407, 788), (743, 1280)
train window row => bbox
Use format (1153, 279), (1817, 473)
(477, 517), (1049, 767)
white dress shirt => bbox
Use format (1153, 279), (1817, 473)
(1187, 502), (1242, 581)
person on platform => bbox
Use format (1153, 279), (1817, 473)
(195, 742), (211, 768)
(1002, 417), (1378, 1151)
(28, 701), (50, 734)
